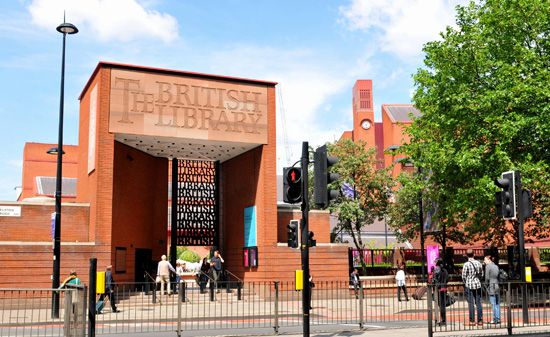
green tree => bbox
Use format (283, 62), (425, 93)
(329, 139), (394, 273)
(177, 247), (201, 263)
(390, 0), (550, 244)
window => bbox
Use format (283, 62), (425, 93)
(115, 247), (127, 274)
(359, 90), (371, 109)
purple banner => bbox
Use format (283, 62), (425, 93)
(427, 245), (440, 274)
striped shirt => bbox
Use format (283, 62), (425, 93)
(462, 258), (483, 289)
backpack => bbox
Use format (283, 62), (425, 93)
(497, 268), (508, 283)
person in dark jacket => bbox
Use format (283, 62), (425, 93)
(199, 257), (210, 293)
(433, 258), (448, 326)
(98, 265), (119, 313)
(484, 255), (501, 324)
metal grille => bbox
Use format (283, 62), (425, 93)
(175, 160), (218, 246)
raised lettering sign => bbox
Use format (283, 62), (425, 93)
(109, 69), (268, 145)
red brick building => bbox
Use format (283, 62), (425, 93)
(340, 80), (420, 177)
(0, 62), (348, 287)
(338, 80), (421, 247)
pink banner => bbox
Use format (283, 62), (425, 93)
(427, 245), (440, 274)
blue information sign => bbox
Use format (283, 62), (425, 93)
(244, 206), (257, 247)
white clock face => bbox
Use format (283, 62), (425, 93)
(361, 119), (371, 130)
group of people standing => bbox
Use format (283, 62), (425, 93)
(433, 249), (501, 326)
(156, 250), (227, 299)
(349, 248), (504, 327)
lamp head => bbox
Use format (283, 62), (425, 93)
(56, 22), (78, 34)
(47, 147), (65, 155)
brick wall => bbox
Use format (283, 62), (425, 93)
(76, 66), (115, 271)
(111, 142), (168, 282)
(0, 202), (89, 242)
(0, 202), (94, 287)
(277, 208), (331, 244)
(220, 85), (278, 282)
(0, 243), (106, 288)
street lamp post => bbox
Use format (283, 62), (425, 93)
(51, 19), (78, 319)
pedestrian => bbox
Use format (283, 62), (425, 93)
(210, 250), (224, 292)
(175, 260), (185, 293)
(484, 255), (501, 324)
(462, 249), (483, 326)
(60, 270), (82, 323)
(199, 257), (210, 293)
(60, 270), (81, 288)
(350, 268), (360, 299)
(395, 265), (409, 301)
(98, 265), (119, 313)
(157, 255), (175, 298)
(433, 259), (449, 326)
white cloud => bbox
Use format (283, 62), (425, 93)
(339, 0), (466, 59)
(27, 0), (179, 43)
(207, 45), (365, 167)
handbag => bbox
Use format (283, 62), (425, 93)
(445, 293), (456, 307)
(155, 275), (161, 283)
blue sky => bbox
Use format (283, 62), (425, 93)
(0, 0), (465, 201)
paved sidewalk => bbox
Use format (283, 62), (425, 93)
(98, 323), (550, 337)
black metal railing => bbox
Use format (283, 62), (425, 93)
(4, 279), (550, 336)
(428, 281), (550, 336)
(0, 286), (86, 337)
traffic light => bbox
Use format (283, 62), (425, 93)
(283, 167), (302, 204)
(314, 145), (340, 209)
(287, 221), (299, 248)
(494, 171), (516, 220)
(307, 231), (316, 247)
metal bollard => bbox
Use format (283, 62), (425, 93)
(88, 258), (97, 337)
(181, 282), (186, 303)
(274, 281), (279, 334)
(177, 282), (182, 337)
(506, 282), (512, 336)
(359, 281), (364, 329)
(427, 285), (433, 337)
(210, 282), (215, 301)
(152, 284), (157, 304)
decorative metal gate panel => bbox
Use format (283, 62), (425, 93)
(174, 160), (219, 246)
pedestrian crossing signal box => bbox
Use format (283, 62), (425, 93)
(96, 271), (105, 294)
(295, 270), (303, 291)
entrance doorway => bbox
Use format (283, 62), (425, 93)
(135, 248), (154, 283)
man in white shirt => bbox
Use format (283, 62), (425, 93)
(157, 255), (175, 298)
(395, 265), (409, 301)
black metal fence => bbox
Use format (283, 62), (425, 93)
(3, 279), (550, 336)
(428, 281), (550, 336)
(0, 286), (86, 337)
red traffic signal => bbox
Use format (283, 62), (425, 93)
(283, 167), (302, 204)
(288, 167), (301, 183)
